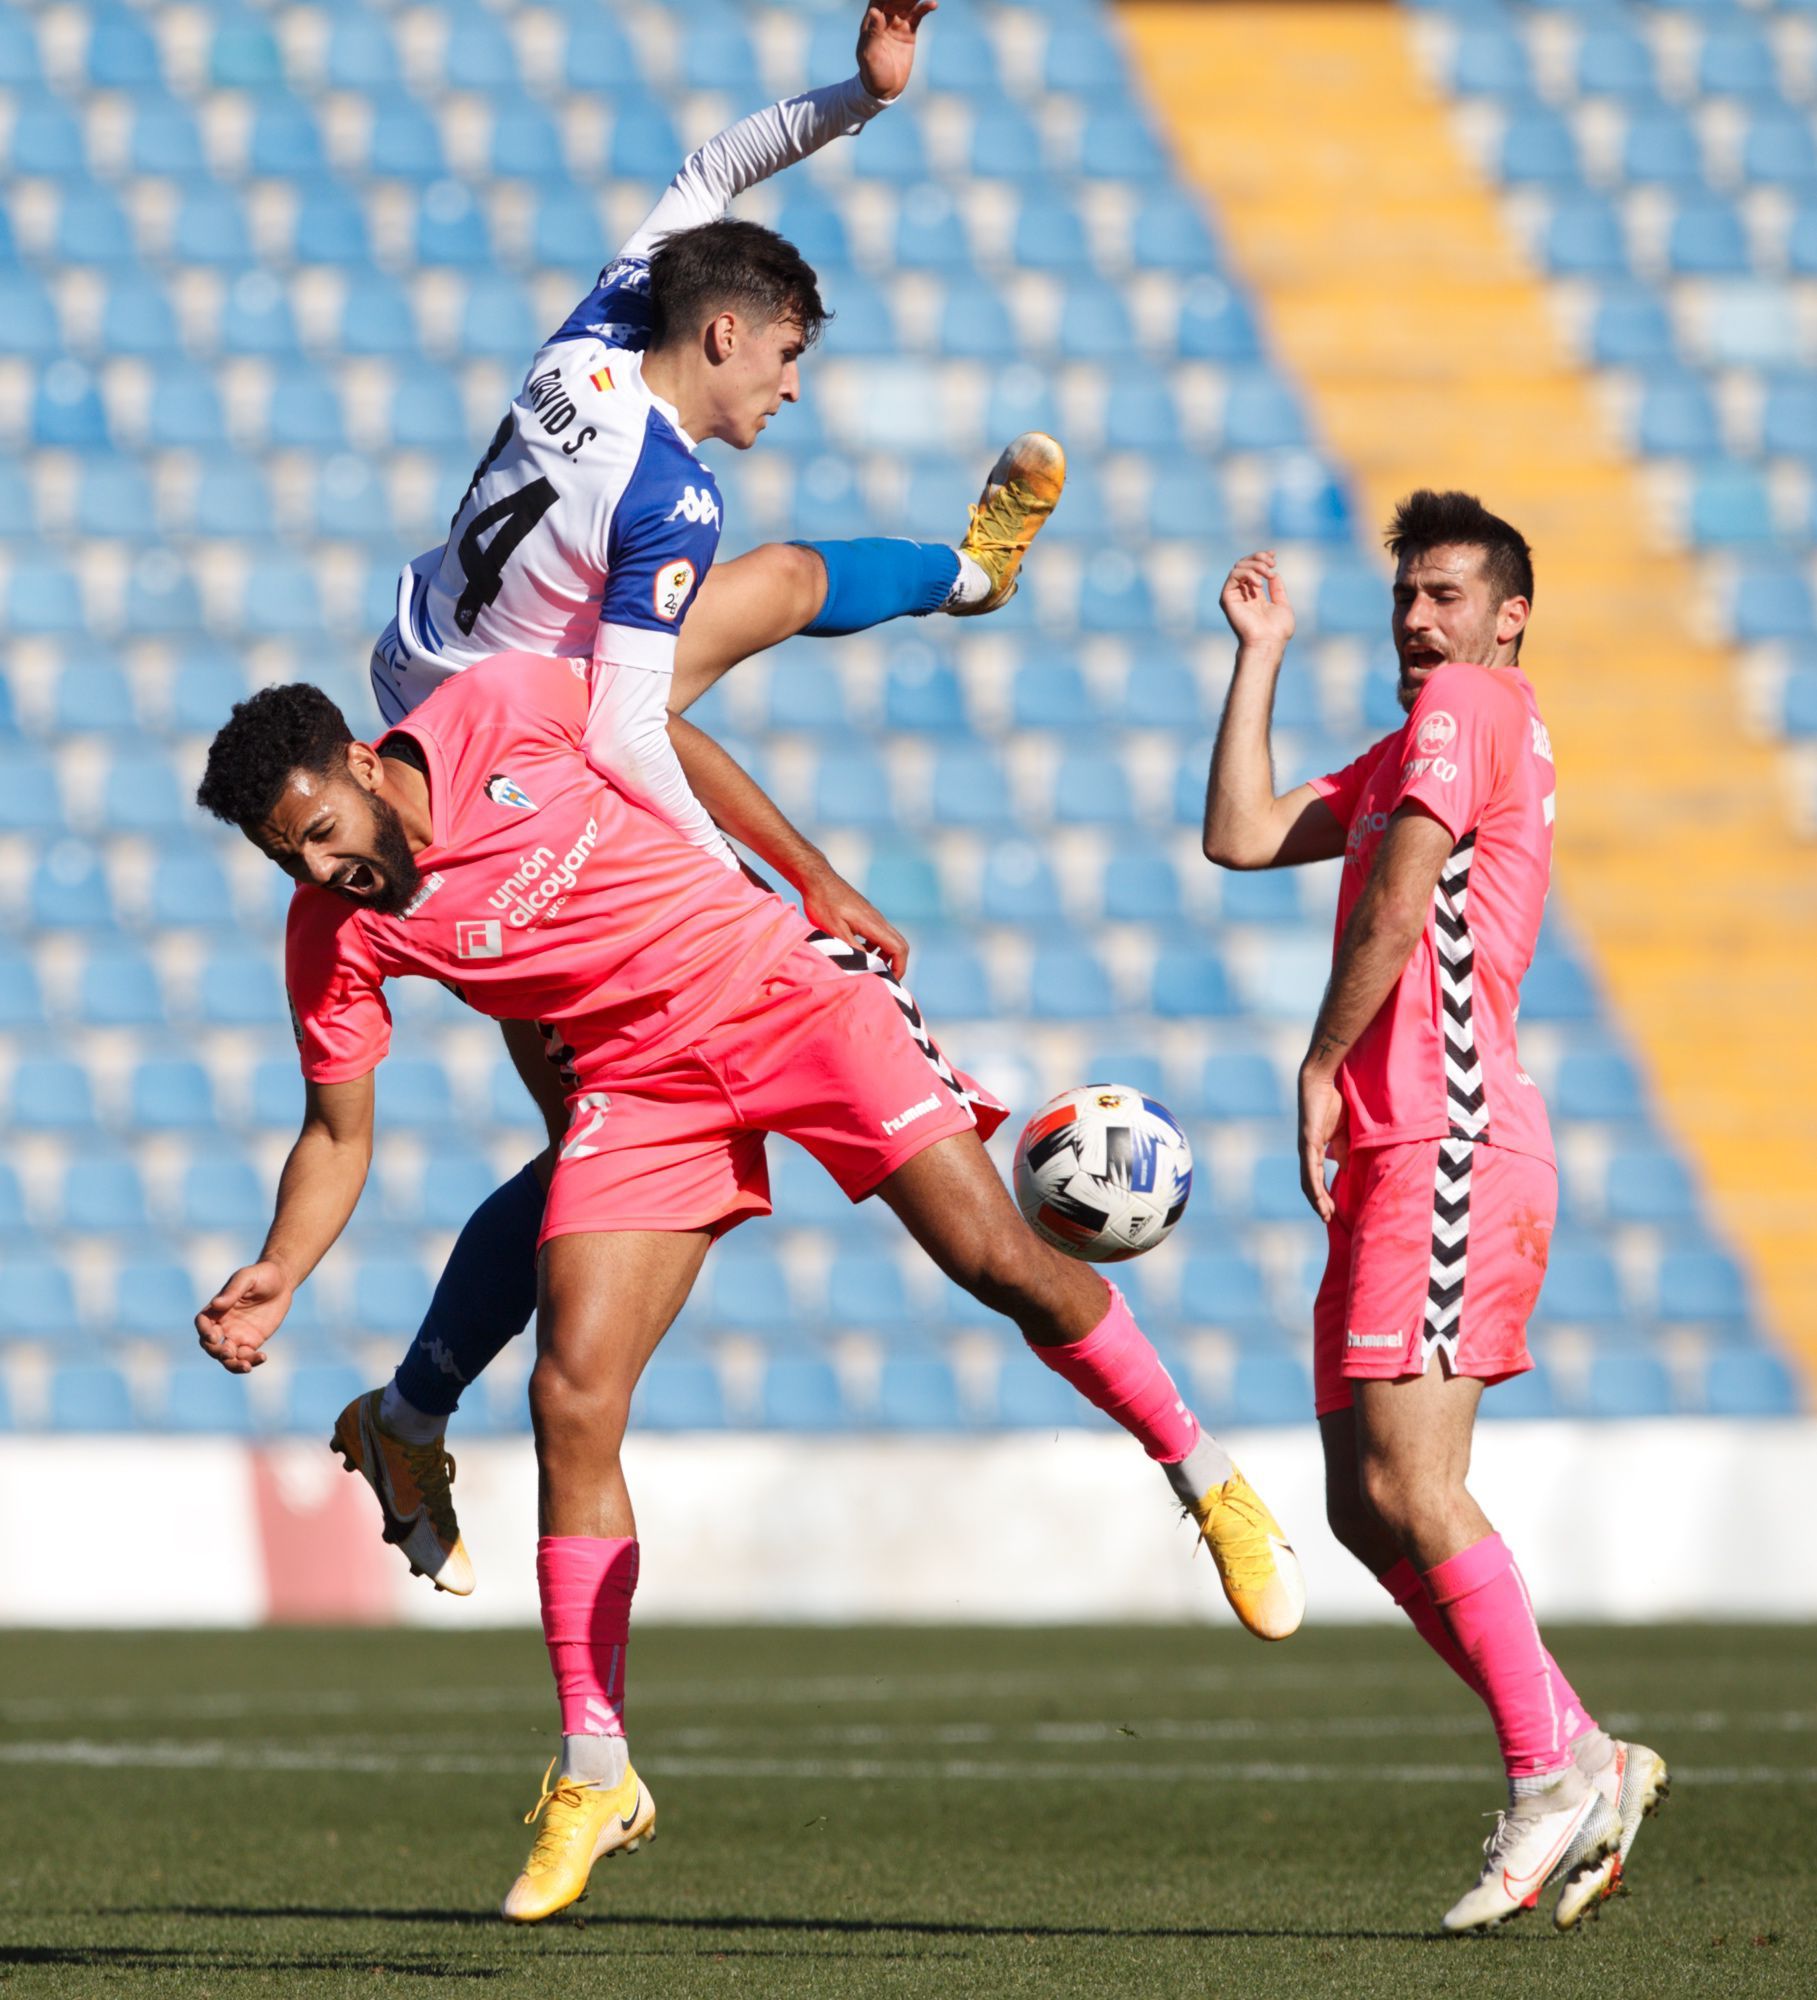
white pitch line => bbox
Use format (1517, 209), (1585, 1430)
(0, 1739), (1810, 1786)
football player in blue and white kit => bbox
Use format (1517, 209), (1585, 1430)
(325, 1), (1066, 1589)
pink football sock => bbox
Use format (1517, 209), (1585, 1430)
(1030, 1282), (1199, 1462)
(1381, 1558), (1598, 1746)
(537, 1534), (639, 1738)
(1424, 1532), (1575, 1780)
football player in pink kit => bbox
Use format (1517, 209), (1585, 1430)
(1203, 491), (1666, 1934)
(192, 653), (1306, 1922)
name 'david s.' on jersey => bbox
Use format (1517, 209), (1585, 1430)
(1308, 661), (1558, 1165)
(286, 653), (812, 1086)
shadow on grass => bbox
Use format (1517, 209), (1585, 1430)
(82, 1906), (1498, 1946)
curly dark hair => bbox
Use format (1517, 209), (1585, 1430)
(196, 682), (355, 830)
(648, 217), (830, 351)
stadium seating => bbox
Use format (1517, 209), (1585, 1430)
(0, 0), (1794, 1441)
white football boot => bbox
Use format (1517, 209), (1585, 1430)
(1441, 1763), (1620, 1935)
(1553, 1733), (1670, 1930)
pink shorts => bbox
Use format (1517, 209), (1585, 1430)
(1312, 1138), (1556, 1417)
(538, 932), (1008, 1248)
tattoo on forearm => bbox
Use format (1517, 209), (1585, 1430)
(1310, 1032), (1349, 1064)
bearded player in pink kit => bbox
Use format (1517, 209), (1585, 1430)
(1203, 490), (1667, 1934)
(192, 652), (1305, 1922)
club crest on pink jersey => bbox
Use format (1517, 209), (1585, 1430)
(1415, 711), (1457, 755)
(485, 773), (535, 811)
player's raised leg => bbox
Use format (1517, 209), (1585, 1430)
(1347, 1369), (1619, 1931)
(669, 432), (1067, 709)
(877, 1132), (1304, 1640)
(500, 1225), (711, 1924)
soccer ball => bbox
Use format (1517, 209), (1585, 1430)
(1011, 1085), (1193, 1262)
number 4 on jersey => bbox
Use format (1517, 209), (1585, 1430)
(453, 478), (558, 636)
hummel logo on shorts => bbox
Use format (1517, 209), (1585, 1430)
(1347, 1330), (1403, 1349)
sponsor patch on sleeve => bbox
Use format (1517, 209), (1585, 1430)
(652, 559), (696, 622)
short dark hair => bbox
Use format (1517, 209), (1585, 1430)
(647, 217), (830, 351)
(1385, 488), (1535, 614)
(196, 682), (354, 830)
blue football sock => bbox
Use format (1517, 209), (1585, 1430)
(797, 538), (960, 636)
(391, 1163), (544, 1418)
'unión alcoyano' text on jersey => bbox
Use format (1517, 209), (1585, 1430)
(287, 653), (811, 1083)
(1308, 661), (1557, 1164)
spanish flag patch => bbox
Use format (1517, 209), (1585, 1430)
(590, 366), (615, 392)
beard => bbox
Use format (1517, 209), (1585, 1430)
(361, 794), (423, 916)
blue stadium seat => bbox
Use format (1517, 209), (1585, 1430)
(0, 273), (61, 357)
(970, 104), (1048, 181)
(1699, 25), (1779, 99)
(354, 1256), (434, 1336)
(609, 102), (681, 181)
(1450, 25), (1530, 97)
(87, 5), (161, 87)
(181, 1156), (267, 1233)
(774, 190), (851, 273)
(1500, 107), (1581, 185)
(1076, 551), (1151, 634)
(704, 1248), (794, 1334)
(77, 940), (164, 1027)
(9, 559), (86, 635)
(1668, 199), (1751, 276)
(1635, 375), (1721, 456)
(860, 850), (944, 929)
(172, 183), (251, 266)
(9, 102), (86, 178)
(12, 1058), (98, 1135)
(63, 1156), (148, 1233)
(0, 958), (46, 1029)
(1517, 951), (1598, 1020)
(875, 1357), (966, 1430)
(1196, 1052), (1286, 1122)
(922, 12), (1000, 94)
(0, 8), (41, 86)
(75, 456), (153, 538)
(0, 751), (62, 833)
(337, 270), (418, 357)
(758, 1355), (846, 1431)
(1542, 1246), (1625, 1324)
(1229, 1352), (1311, 1425)
(1050, 748), (1133, 828)
(980, 843), (1063, 926)
(812, 744), (896, 827)
(240, 552), (325, 636)
(249, 92), (324, 177)
(151, 846), (235, 929)
(1103, 379), (1180, 455)
(1079, 106), (1165, 181)
(1582, 1352), (1675, 1420)
(994, 1360), (1094, 1429)
(895, 183), (974, 272)
(1589, 286), (1676, 367)
(1083, 1047), (1168, 1101)
(410, 1150), (507, 1233)
(939, 287), (1018, 359)
(1700, 1350), (1800, 1418)
(0, 1251), (77, 1334)
(157, 1364), (258, 1436)
(210, 10), (282, 90)
(1577, 26), (1657, 99)
(1266, 457), (1352, 543)
(295, 183), (372, 267)
(1689, 464), (1774, 545)
(34, 361), (110, 449)
(1481, 1364), (1559, 1420)
(370, 100), (446, 180)
(30, 843), (114, 929)
(1027, 940), (1117, 1019)
(56, 656), (137, 732)
(327, 16), (400, 90)
(48, 1364), (136, 1433)
(219, 271), (299, 358)
(1656, 1248), (1750, 1325)
(1056, 283), (1135, 361)
(283, 1362), (369, 1437)
(1223, 369), (1308, 451)
(851, 106), (927, 182)
(1100, 848), (1182, 923)
(198, 943), (285, 1026)
(1248, 1152), (1309, 1223)
(931, 743), (1016, 829)
(1176, 276), (1260, 361)
(132, 1059), (216, 1131)
(1044, 22), (1128, 98)
(1552, 1052), (1647, 1122)
(1624, 109), (1707, 186)
(418, 181), (492, 267)
(1605, 1151), (1697, 1224)
(1545, 196), (1629, 277)
(485, 95), (561, 180)
(826, 1250), (916, 1335)
(102, 752), (184, 833)
(1742, 108), (1817, 186)
(113, 1258), (203, 1340)
(1179, 1250), (1274, 1331)
(147, 364), (227, 450)
(446, 11), (520, 91)
(1729, 564), (1813, 641)
(194, 458), (276, 540)
(910, 935), (991, 1018)
(55, 184), (134, 265)
(131, 94), (206, 176)
(1012, 657), (1097, 730)
(1126, 656), (1203, 730)
(633, 1360), (727, 1431)
(885, 645), (968, 732)
(563, 13), (642, 91)
(98, 268), (180, 357)
(374, 1058), (459, 1134)
(249, 1058), (304, 1130)
(1151, 945), (1237, 1018)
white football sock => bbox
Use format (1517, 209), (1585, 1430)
(942, 552), (992, 609)
(1511, 1763), (1584, 1804)
(377, 1380), (446, 1444)
(1161, 1428), (1235, 1507)
(562, 1732), (629, 1789)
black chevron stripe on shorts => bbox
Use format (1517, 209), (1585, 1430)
(1424, 831), (1483, 1366)
(803, 929), (989, 1122)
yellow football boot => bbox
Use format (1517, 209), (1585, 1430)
(500, 1759), (657, 1923)
(1190, 1465), (1305, 1640)
(330, 1389), (474, 1595)
(952, 431), (1067, 614)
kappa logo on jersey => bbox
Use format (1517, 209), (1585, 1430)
(653, 559), (696, 622)
(1416, 710), (1458, 755)
(456, 919), (503, 960)
(665, 485), (722, 529)
(485, 773), (536, 812)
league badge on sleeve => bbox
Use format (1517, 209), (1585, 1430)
(653, 559), (696, 622)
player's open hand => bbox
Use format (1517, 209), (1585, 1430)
(196, 1260), (293, 1374)
(1296, 1062), (1343, 1223)
(857, 1), (936, 102)
(1220, 551), (1295, 654)
(801, 862), (909, 979)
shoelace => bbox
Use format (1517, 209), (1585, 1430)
(963, 481), (1040, 561)
(1190, 1483), (1277, 1593)
(520, 1758), (597, 1874)
(397, 1438), (459, 1543)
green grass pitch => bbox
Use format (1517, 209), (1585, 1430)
(0, 1623), (1810, 1998)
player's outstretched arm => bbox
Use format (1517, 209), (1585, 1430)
(670, 716), (909, 975)
(1203, 552), (1345, 870)
(195, 1074), (375, 1373)
(615, 2), (934, 261)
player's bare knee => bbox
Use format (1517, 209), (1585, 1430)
(529, 1355), (626, 1458)
(782, 541), (827, 626)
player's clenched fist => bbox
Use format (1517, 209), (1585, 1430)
(196, 1260), (294, 1373)
(1219, 550), (1296, 653)
(857, 0), (937, 103)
